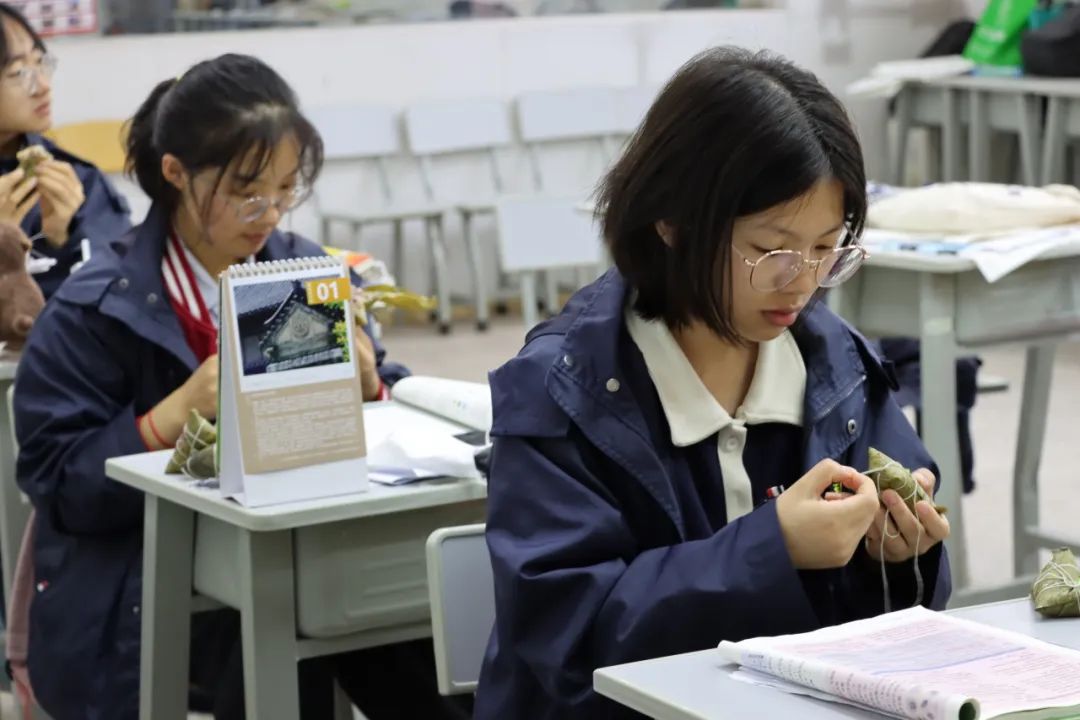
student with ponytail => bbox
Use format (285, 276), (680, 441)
(10, 54), (455, 719)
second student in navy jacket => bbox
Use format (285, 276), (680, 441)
(475, 47), (952, 720)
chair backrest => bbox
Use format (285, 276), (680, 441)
(517, 87), (621, 145)
(307, 105), (401, 162)
(45, 120), (127, 175)
(404, 98), (513, 201)
(404, 98), (513, 157)
(495, 194), (604, 273)
(426, 523), (494, 695)
(613, 85), (659, 136)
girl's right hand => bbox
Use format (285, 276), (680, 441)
(0, 169), (39, 227)
(179, 354), (219, 421)
(775, 460), (880, 570)
(140, 356), (220, 450)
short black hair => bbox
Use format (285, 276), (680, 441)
(0, 3), (46, 69)
(596, 46), (867, 343)
(125, 53), (324, 216)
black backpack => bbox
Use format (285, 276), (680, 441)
(1022, 5), (1080, 77)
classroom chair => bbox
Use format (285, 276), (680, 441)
(514, 87), (623, 313)
(309, 105), (455, 333)
(495, 194), (605, 331)
(404, 98), (515, 332)
(425, 524), (493, 695)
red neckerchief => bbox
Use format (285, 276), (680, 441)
(161, 232), (218, 363)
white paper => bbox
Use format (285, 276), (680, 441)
(720, 607), (1080, 720)
(364, 403), (483, 482)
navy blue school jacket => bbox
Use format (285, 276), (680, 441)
(474, 270), (952, 720)
(0, 134), (132, 298)
(13, 205), (406, 720)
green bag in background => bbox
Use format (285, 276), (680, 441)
(963, 0), (1038, 69)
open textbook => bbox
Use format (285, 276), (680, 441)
(718, 606), (1080, 720)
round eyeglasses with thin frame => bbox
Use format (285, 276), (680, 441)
(735, 242), (868, 292)
(3, 54), (58, 95)
(230, 188), (305, 224)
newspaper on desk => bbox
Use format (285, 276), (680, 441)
(719, 606), (1080, 720)
(863, 225), (1080, 283)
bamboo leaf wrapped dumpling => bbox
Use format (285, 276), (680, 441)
(165, 410), (217, 474)
(1031, 548), (1080, 618)
(183, 444), (217, 480)
(867, 448), (947, 515)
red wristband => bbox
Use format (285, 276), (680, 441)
(145, 411), (170, 449)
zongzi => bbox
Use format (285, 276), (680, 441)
(165, 409), (217, 474)
(16, 145), (52, 178)
(352, 284), (436, 327)
(867, 447), (947, 515)
(1032, 548), (1080, 618)
(184, 444), (217, 480)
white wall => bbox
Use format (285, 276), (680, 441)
(46, 5), (973, 300)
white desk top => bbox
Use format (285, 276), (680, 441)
(907, 75), (1080, 97)
(593, 599), (1080, 720)
(106, 403), (487, 532)
(865, 239), (1080, 274)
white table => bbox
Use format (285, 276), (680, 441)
(892, 75), (1080, 186)
(107, 403), (487, 720)
(830, 245), (1080, 603)
(594, 599), (1080, 720)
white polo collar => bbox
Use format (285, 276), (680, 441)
(625, 310), (806, 447)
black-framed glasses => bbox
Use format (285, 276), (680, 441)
(3, 54), (57, 95)
(735, 242), (868, 292)
(229, 188), (305, 224)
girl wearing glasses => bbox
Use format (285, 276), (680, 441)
(475, 48), (951, 720)
(11, 55), (464, 720)
(0, 3), (131, 297)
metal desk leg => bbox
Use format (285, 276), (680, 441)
(461, 211), (490, 331)
(891, 85), (913, 186)
(1017, 94), (1043, 187)
(1042, 97), (1068, 185)
(425, 217), (453, 333)
(942, 87), (962, 182)
(140, 496), (195, 720)
(1012, 343), (1056, 578)
(239, 529), (300, 720)
(969, 90), (990, 182)
(520, 272), (540, 332)
(918, 273), (968, 589)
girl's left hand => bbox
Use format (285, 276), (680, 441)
(355, 326), (382, 401)
(36, 161), (85, 249)
(863, 468), (951, 563)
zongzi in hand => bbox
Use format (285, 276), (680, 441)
(1032, 548), (1080, 618)
(165, 409), (217, 474)
(867, 447), (947, 515)
(352, 284), (436, 327)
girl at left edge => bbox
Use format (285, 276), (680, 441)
(0, 2), (131, 298)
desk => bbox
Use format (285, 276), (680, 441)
(892, 76), (1080, 186)
(830, 246), (1080, 603)
(593, 599), (1080, 720)
(107, 403), (487, 720)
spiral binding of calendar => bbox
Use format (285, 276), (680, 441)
(225, 255), (342, 278)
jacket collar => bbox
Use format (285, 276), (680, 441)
(54, 203), (306, 372)
(535, 269), (892, 537)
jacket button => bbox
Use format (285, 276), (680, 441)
(606, 378), (620, 393)
(847, 419), (858, 435)
(133, 605), (140, 615)
(562, 354), (574, 368)
(146, 293), (158, 304)
(117, 278), (129, 290)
